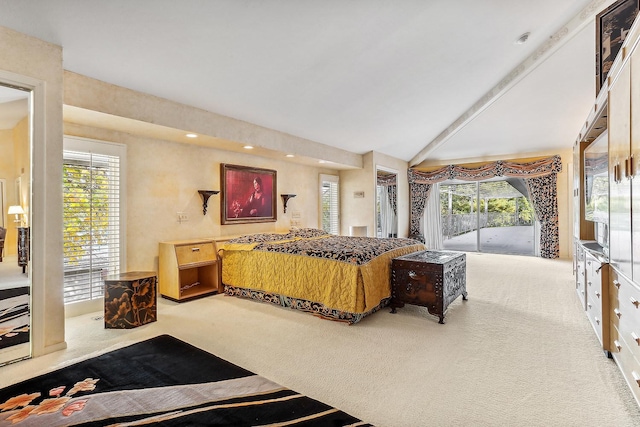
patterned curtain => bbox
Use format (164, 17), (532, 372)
(387, 185), (397, 216)
(377, 174), (397, 216)
(525, 174), (559, 258)
(409, 183), (432, 242)
(408, 155), (562, 258)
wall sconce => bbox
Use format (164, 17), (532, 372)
(8, 205), (25, 226)
(198, 190), (220, 215)
(280, 194), (296, 213)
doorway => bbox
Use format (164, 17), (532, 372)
(0, 83), (31, 365)
(376, 167), (398, 238)
(440, 178), (536, 256)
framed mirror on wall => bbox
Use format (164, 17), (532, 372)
(376, 167), (398, 238)
(0, 82), (31, 366)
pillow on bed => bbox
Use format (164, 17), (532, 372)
(287, 228), (330, 239)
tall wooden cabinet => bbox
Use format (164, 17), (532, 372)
(632, 47), (640, 282)
(609, 58), (633, 278)
(158, 239), (220, 302)
(588, 18), (640, 406)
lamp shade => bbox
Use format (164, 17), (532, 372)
(8, 205), (24, 215)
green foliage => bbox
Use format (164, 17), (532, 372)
(440, 181), (535, 225)
(63, 164), (111, 265)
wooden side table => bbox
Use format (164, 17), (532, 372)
(159, 239), (220, 302)
(104, 271), (157, 329)
(390, 250), (467, 323)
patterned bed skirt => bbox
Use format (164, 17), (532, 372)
(224, 285), (389, 324)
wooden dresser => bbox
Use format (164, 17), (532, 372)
(390, 250), (467, 324)
(159, 239), (220, 302)
(609, 269), (640, 404)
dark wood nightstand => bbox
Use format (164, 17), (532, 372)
(390, 250), (467, 323)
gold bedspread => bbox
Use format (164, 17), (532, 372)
(221, 231), (425, 319)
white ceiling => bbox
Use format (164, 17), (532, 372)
(0, 0), (615, 165)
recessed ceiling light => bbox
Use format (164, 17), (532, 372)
(515, 32), (530, 45)
(286, 154), (295, 158)
(186, 133), (198, 138)
(244, 145), (254, 149)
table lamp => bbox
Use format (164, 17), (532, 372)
(8, 205), (25, 226)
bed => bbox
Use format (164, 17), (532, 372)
(220, 228), (425, 323)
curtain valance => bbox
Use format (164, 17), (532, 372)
(377, 174), (397, 186)
(408, 155), (562, 184)
(407, 154), (562, 259)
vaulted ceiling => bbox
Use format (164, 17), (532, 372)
(0, 1), (620, 166)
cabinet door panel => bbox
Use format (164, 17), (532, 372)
(632, 49), (640, 280)
(609, 61), (632, 279)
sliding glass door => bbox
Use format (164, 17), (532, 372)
(441, 179), (535, 256)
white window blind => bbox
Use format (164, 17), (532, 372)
(320, 174), (339, 235)
(63, 138), (125, 305)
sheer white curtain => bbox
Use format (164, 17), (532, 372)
(421, 182), (443, 249)
(377, 185), (397, 238)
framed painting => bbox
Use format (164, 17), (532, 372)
(220, 163), (277, 224)
(596, 0), (639, 93)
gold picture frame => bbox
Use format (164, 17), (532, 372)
(220, 163), (277, 225)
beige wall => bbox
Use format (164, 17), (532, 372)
(64, 123), (338, 273)
(0, 25), (65, 356)
(0, 118), (30, 255)
(0, 129), (16, 250)
(14, 116), (30, 228)
(340, 152), (375, 236)
(339, 151), (411, 238)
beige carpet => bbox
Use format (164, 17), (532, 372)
(1, 252), (639, 426)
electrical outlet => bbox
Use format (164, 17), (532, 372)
(177, 212), (188, 223)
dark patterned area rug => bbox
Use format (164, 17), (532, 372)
(0, 287), (29, 350)
(0, 335), (372, 426)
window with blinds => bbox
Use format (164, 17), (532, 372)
(320, 174), (339, 235)
(63, 138), (125, 305)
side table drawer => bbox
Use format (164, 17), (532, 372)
(175, 242), (216, 266)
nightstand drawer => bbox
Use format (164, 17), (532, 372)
(175, 242), (217, 267)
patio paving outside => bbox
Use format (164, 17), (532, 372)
(442, 225), (535, 256)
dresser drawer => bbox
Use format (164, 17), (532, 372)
(613, 275), (640, 362)
(611, 326), (640, 406)
(175, 242), (217, 267)
(586, 296), (604, 345)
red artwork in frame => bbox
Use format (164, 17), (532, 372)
(220, 163), (277, 224)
